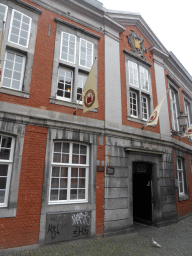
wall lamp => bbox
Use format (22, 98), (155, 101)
(171, 111), (187, 137)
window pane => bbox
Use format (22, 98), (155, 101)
(80, 145), (86, 154)
(0, 177), (7, 189)
(80, 155), (86, 164)
(71, 178), (78, 188)
(62, 143), (69, 153)
(70, 189), (77, 200)
(71, 168), (78, 177)
(78, 189), (85, 199)
(79, 178), (85, 188)
(53, 153), (61, 163)
(73, 144), (79, 154)
(62, 154), (69, 163)
(72, 155), (79, 164)
(79, 168), (85, 177)
(0, 149), (10, 160)
(0, 191), (5, 203)
(60, 178), (67, 188)
(52, 167), (59, 177)
(50, 190), (58, 201)
(2, 136), (12, 148)
(0, 165), (8, 176)
(51, 178), (59, 188)
(54, 142), (61, 152)
(61, 167), (68, 177)
(59, 190), (67, 200)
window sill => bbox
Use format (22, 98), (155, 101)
(127, 115), (154, 126)
(179, 194), (189, 201)
(0, 87), (30, 98)
(48, 200), (88, 205)
(0, 207), (17, 218)
(49, 97), (98, 112)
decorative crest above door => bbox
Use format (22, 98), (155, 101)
(127, 29), (147, 60)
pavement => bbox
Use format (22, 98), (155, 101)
(1, 215), (192, 256)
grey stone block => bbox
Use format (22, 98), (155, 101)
(105, 198), (128, 210)
(104, 209), (129, 222)
(105, 177), (129, 188)
(104, 218), (132, 233)
(105, 188), (128, 198)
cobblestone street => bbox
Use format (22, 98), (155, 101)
(1, 215), (192, 256)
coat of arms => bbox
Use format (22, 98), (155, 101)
(127, 29), (147, 59)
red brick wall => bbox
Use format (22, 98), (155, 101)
(119, 25), (159, 133)
(0, 125), (47, 249)
(0, 0), (105, 121)
(96, 136), (105, 235)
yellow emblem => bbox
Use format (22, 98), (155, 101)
(134, 38), (140, 49)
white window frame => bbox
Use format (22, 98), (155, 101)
(76, 73), (88, 104)
(79, 38), (93, 69)
(2, 51), (26, 91)
(141, 95), (149, 121)
(8, 9), (32, 48)
(56, 66), (73, 102)
(0, 3), (8, 33)
(128, 61), (139, 88)
(177, 158), (185, 195)
(0, 134), (15, 207)
(60, 32), (76, 64)
(49, 141), (89, 205)
(130, 91), (138, 118)
(139, 66), (149, 92)
(169, 89), (179, 131)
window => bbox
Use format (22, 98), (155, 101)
(79, 38), (93, 69)
(60, 32), (76, 63)
(8, 9), (31, 48)
(169, 89), (179, 131)
(56, 67), (73, 102)
(177, 158), (185, 195)
(2, 51), (25, 91)
(55, 31), (95, 103)
(77, 73), (88, 103)
(130, 91), (138, 117)
(0, 3), (8, 33)
(0, 134), (14, 207)
(184, 100), (191, 130)
(49, 142), (89, 204)
(127, 60), (151, 121)
(141, 96), (149, 120)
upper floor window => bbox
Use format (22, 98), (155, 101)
(0, 134), (15, 207)
(169, 88), (179, 131)
(2, 51), (25, 91)
(60, 32), (76, 64)
(127, 59), (151, 121)
(0, 3), (8, 33)
(56, 67), (73, 102)
(79, 38), (93, 69)
(49, 141), (89, 204)
(8, 10), (31, 48)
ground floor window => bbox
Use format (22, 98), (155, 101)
(49, 141), (89, 204)
(0, 134), (14, 207)
(177, 158), (185, 195)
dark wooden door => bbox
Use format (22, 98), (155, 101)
(133, 162), (153, 224)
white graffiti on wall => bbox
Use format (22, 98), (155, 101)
(71, 212), (91, 226)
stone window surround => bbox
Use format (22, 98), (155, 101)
(175, 150), (189, 201)
(124, 51), (153, 124)
(50, 18), (100, 110)
(167, 78), (181, 132)
(0, 121), (25, 218)
(0, 0), (41, 98)
(182, 90), (192, 141)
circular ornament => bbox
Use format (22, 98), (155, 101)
(148, 111), (157, 123)
(84, 89), (95, 108)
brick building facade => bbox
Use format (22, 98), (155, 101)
(0, 0), (192, 249)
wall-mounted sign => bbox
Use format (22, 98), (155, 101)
(45, 211), (92, 244)
(106, 167), (114, 175)
(96, 166), (105, 172)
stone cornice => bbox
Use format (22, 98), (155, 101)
(123, 49), (152, 67)
(9, 0), (42, 14)
(55, 18), (101, 39)
(150, 46), (169, 60)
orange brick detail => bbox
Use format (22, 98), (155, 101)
(96, 136), (105, 236)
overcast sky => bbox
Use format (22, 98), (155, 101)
(101, 0), (192, 77)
